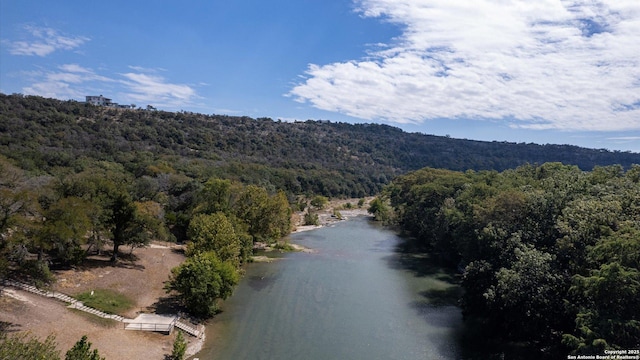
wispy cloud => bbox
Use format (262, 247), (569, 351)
(608, 136), (640, 141)
(22, 64), (114, 99)
(5, 25), (89, 57)
(119, 73), (197, 107)
(127, 65), (168, 73)
(19, 63), (197, 108)
(289, 0), (640, 131)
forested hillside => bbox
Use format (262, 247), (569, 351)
(382, 163), (640, 358)
(2, 93), (640, 198)
(2, 94), (640, 351)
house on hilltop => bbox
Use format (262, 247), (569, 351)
(85, 95), (135, 109)
(86, 95), (112, 106)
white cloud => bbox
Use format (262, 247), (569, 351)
(127, 65), (168, 73)
(119, 73), (197, 107)
(22, 64), (114, 99)
(6, 26), (89, 56)
(608, 136), (640, 141)
(289, 0), (640, 131)
(18, 62), (197, 108)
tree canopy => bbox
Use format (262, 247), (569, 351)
(384, 163), (640, 357)
(2, 93), (639, 199)
(165, 251), (239, 317)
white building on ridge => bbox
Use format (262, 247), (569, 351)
(86, 95), (112, 106)
(85, 95), (135, 109)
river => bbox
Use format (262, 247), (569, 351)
(197, 216), (464, 359)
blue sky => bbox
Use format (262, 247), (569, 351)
(2, 0), (640, 152)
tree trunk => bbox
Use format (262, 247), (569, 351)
(111, 242), (120, 262)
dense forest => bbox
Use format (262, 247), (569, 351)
(2, 93), (640, 199)
(378, 163), (639, 358)
(2, 93), (640, 356)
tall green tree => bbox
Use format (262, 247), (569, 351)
(165, 251), (239, 317)
(186, 212), (241, 266)
(35, 197), (95, 264)
(233, 185), (291, 242)
(196, 178), (233, 214)
(170, 331), (187, 360)
(61, 173), (166, 261)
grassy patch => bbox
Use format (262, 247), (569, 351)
(75, 289), (134, 315)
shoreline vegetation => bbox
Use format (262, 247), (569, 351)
(252, 203), (373, 262)
(0, 198), (371, 359)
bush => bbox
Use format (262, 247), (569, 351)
(303, 212), (319, 226)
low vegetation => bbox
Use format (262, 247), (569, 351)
(75, 289), (134, 315)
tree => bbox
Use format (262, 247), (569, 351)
(170, 331), (187, 360)
(367, 197), (391, 223)
(233, 185), (270, 241)
(266, 190), (292, 240)
(565, 262), (640, 353)
(186, 212), (241, 266)
(165, 251), (239, 317)
(303, 211), (319, 226)
(196, 178), (233, 214)
(386, 163), (640, 356)
(233, 185), (291, 242)
(65, 335), (105, 360)
(36, 197), (95, 264)
(483, 245), (566, 343)
(107, 190), (166, 261)
(55, 172), (155, 262)
(0, 188), (33, 239)
(310, 195), (328, 209)
(0, 333), (60, 360)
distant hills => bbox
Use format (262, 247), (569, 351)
(1, 93), (639, 197)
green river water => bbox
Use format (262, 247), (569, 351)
(197, 216), (464, 359)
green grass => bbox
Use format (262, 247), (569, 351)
(75, 289), (134, 315)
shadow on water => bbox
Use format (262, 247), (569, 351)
(386, 235), (482, 359)
(389, 236), (540, 360)
(246, 274), (279, 292)
(417, 286), (464, 307)
(384, 235), (459, 280)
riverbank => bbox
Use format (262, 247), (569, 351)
(250, 199), (372, 261)
(0, 242), (199, 359)
(0, 198), (372, 359)
(292, 197), (373, 232)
